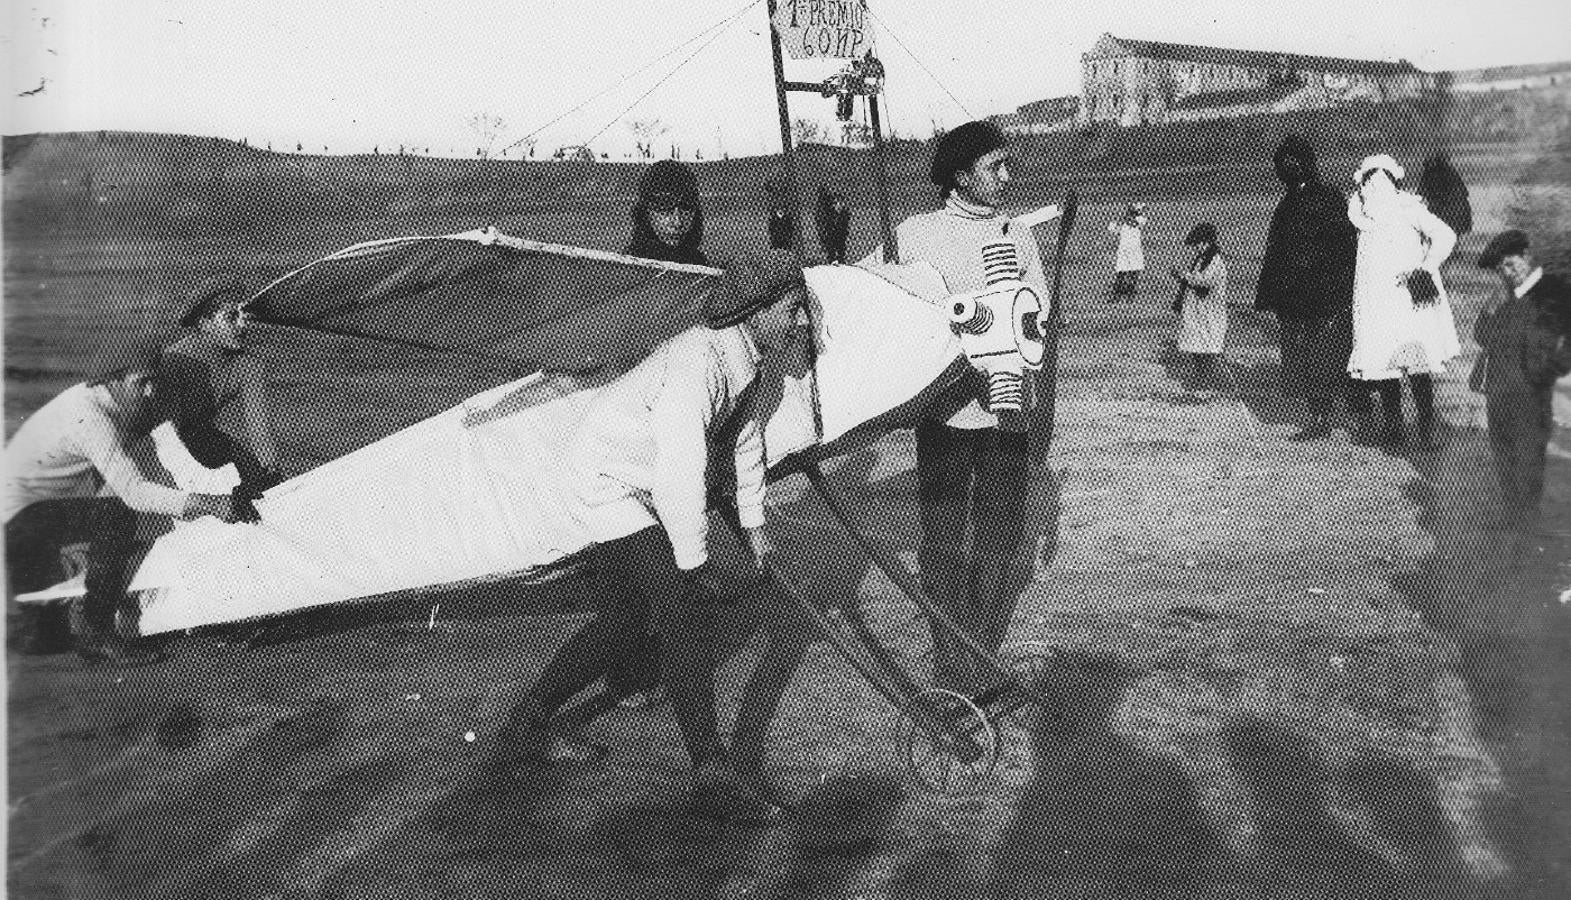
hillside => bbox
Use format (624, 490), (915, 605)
(6, 88), (1569, 238)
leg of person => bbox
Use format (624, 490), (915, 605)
(916, 419), (975, 690)
(630, 527), (780, 822)
(505, 542), (650, 763)
(1485, 394), (1518, 519)
(607, 629), (665, 709)
(1346, 375), (1378, 445)
(1376, 379), (1405, 447)
(967, 429), (1031, 668)
(74, 498), (161, 665)
(6, 500), (89, 655)
(1409, 372), (1439, 451)
(1512, 388), (1555, 528)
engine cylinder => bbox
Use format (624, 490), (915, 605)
(981, 241), (1020, 287)
(987, 370), (1024, 412)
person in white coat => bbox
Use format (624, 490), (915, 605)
(1171, 222), (1229, 388)
(1346, 154), (1458, 451)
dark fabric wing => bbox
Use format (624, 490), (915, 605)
(240, 234), (722, 474)
(248, 235), (716, 372)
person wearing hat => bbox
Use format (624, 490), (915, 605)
(1108, 202), (1148, 298)
(1346, 153), (1459, 452)
(1471, 229), (1571, 527)
(159, 274), (280, 495)
(625, 159), (709, 266)
(1255, 134), (1369, 442)
(5, 360), (254, 665)
(501, 250), (810, 823)
(866, 120), (1050, 692)
(1170, 222), (1229, 389)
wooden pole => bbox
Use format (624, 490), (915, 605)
(765, 0), (801, 251)
(868, 93), (896, 262)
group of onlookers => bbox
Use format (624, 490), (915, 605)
(1254, 135), (1569, 527)
(1105, 133), (1567, 528)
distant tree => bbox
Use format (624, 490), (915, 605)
(627, 118), (668, 160)
(467, 112), (506, 159)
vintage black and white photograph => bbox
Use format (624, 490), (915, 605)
(5, 1), (1570, 896)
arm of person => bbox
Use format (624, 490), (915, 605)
(233, 355), (279, 473)
(1415, 205), (1457, 272)
(81, 414), (253, 523)
(1184, 255), (1227, 289)
(731, 401), (769, 571)
(648, 345), (723, 571)
(80, 416), (190, 518)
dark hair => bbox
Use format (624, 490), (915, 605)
(626, 161), (708, 264)
(929, 121), (1007, 201)
(1185, 222), (1218, 245)
(180, 274), (250, 328)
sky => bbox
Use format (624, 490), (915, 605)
(4, 0), (1569, 160)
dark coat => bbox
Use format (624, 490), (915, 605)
(1255, 136), (1358, 319)
(624, 202), (710, 266)
(1473, 270), (1571, 394)
(158, 331), (269, 483)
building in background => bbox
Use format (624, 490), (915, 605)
(1441, 61), (1571, 94)
(1078, 33), (1431, 127)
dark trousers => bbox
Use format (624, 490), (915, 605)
(528, 526), (721, 764)
(1486, 388), (1554, 520)
(6, 497), (138, 647)
(1278, 313), (1368, 421)
(916, 421), (1030, 675)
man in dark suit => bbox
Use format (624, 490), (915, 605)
(1473, 229), (1571, 528)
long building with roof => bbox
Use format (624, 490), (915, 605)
(1079, 33), (1433, 126)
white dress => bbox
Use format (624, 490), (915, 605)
(1109, 217), (1146, 272)
(1177, 253), (1229, 354)
(1346, 193), (1459, 380)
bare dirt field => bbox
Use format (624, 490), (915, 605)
(6, 166), (1571, 898)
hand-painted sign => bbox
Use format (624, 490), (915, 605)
(771, 0), (873, 60)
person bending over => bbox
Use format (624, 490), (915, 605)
(6, 364), (254, 665)
(503, 250), (811, 823)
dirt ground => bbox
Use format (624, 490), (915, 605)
(8, 184), (1571, 898)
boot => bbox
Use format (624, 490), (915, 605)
(691, 752), (783, 824)
(1410, 373), (1440, 452)
(501, 698), (609, 766)
(1376, 380), (1405, 449)
(76, 633), (165, 667)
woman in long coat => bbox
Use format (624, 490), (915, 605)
(1346, 154), (1458, 450)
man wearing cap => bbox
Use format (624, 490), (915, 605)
(502, 250), (809, 822)
(159, 274), (281, 495)
(5, 363), (255, 664)
(1472, 230), (1571, 527)
(872, 120), (1050, 691)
